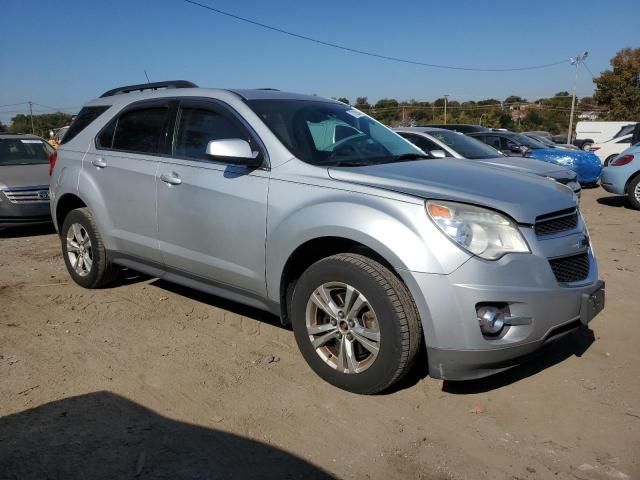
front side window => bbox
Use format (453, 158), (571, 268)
(0, 138), (51, 165)
(174, 106), (248, 160)
(111, 106), (168, 154)
(484, 135), (502, 150)
(247, 100), (421, 166)
(399, 133), (444, 154)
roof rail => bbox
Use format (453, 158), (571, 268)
(256, 88), (280, 91)
(99, 80), (198, 98)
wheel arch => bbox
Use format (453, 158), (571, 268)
(625, 169), (640, 193)
(55, 193), (87, 231)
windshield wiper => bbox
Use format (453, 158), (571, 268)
(333, 160), (372, 167)
(384, 153), (432, 163)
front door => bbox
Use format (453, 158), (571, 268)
(156, 98), (269, 295)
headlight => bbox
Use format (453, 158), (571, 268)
(426, 200), (530, 260)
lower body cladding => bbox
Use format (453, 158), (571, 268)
(400, 247), (603, 381)
(0, 195), (51, 228)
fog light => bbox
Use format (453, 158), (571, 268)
(477, 306), (505, 335)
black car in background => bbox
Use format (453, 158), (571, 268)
(425, 124), (490, 134)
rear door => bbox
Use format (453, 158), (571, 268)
(84, 99), (171, 264)
(156, 98), (269, 295)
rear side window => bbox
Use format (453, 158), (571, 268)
(60, 106), (110, 145)
(111, 107), (168, 154)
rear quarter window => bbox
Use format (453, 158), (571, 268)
(60, 106), (111, 145)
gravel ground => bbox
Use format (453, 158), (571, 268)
(0, 187), (639, 480)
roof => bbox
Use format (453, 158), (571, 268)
(0, 133), (46, 140)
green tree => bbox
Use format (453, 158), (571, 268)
(593, 47), (640, 120)
(336, 97), (350, 105)
(504, 95), (526, 104)
(10, 112), (72, 138)
(0, 121), (8, 132)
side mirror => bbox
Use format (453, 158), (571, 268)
(206, 139), (262, 167)
(430, 149), (447, 159)
(511, 145), (526, 154)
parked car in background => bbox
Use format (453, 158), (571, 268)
(48, 126), (69, 149)
(575, 121), (637, 151)
(0, 133), (53, 227)
(425, 124), (489, 134)
(600, 143), (640, 209)
(467, 130), (602, 185)
(395, 127), (581, 197)
(522, 132), (579, 150)
(590, 133), (634, 166)
(50, 80), (604, 394)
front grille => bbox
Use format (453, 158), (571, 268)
(549, 253), (590, 283)
(1, 186), (50, 204)
(535, 208), (578, 236)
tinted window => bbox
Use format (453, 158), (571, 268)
(484, 135), (502, 150)
(0, 138), (50, 165)
(112, 107), (167, 154)
(60, 106), (110, 145)
(174, 107), (247, 160)
(97, 119), (116, 148)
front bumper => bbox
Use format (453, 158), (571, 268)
(0, 191), (51, 227)
(400, 225), (603, 380)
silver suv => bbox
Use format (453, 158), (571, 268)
(50, 81), (604, 394)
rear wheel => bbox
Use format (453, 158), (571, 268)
(61, 208), (117, 288)
(627, 176), (640, 210)
(581, 141), (593, 151)
(291, 253), (422, 394)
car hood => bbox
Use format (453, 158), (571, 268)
(475, 156), (573, 178)
(0, 164), (50, 189)
(526, 148), (601, 182)
(328, 159), (576, 224)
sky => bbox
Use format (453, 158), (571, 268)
(0, 0), (638, 124)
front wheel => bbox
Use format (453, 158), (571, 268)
(628, 176), (640, 210)
(291, 253), (422, 394)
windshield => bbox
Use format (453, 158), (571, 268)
(428, 130), (503, 159)
(0, 138), (51, 166)
(510, 133), (547, 149)
(247, 100), (423, 166)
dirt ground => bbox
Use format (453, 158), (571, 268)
(1, 188), (639, 480)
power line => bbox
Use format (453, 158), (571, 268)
(583, 61), (597, 80)
(182, 0), (569, 72)
(0, 102), (29, 109)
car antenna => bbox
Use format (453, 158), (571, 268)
(144, 70), (151, 84)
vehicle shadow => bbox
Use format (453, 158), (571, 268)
(596, 195), (634, 210)
(0, 391), (334, 479)
(0, 223), (55, 238)
(441, 327), (595, 395)
(149, 278), (288, 331)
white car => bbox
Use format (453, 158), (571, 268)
(590, 133), (633, 165)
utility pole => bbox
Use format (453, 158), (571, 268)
(28, 101), (35, 134)
(567, 51), (588, 145)
(402, 106), (406, 124)
(443, 94), (449, 124)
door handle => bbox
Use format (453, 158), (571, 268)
(160, 172), (182, 185)
(92, 157), (107, 168)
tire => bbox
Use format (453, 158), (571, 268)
(627, 176), (640, 210)
(60, 207), (118, 288)
(581, 142), (593, 151)
(604, 154), (618, 167)
(291, 253), (422, 394)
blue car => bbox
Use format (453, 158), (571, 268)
(600, 144), (640, 210)
(468, 131), (602, 185)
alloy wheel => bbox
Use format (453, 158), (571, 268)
(66, 223), (93, 277)
(305, 282), (381, 374)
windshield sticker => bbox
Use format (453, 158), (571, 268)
(20, 139), (43, 144)
(345, 109), (366, 119)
